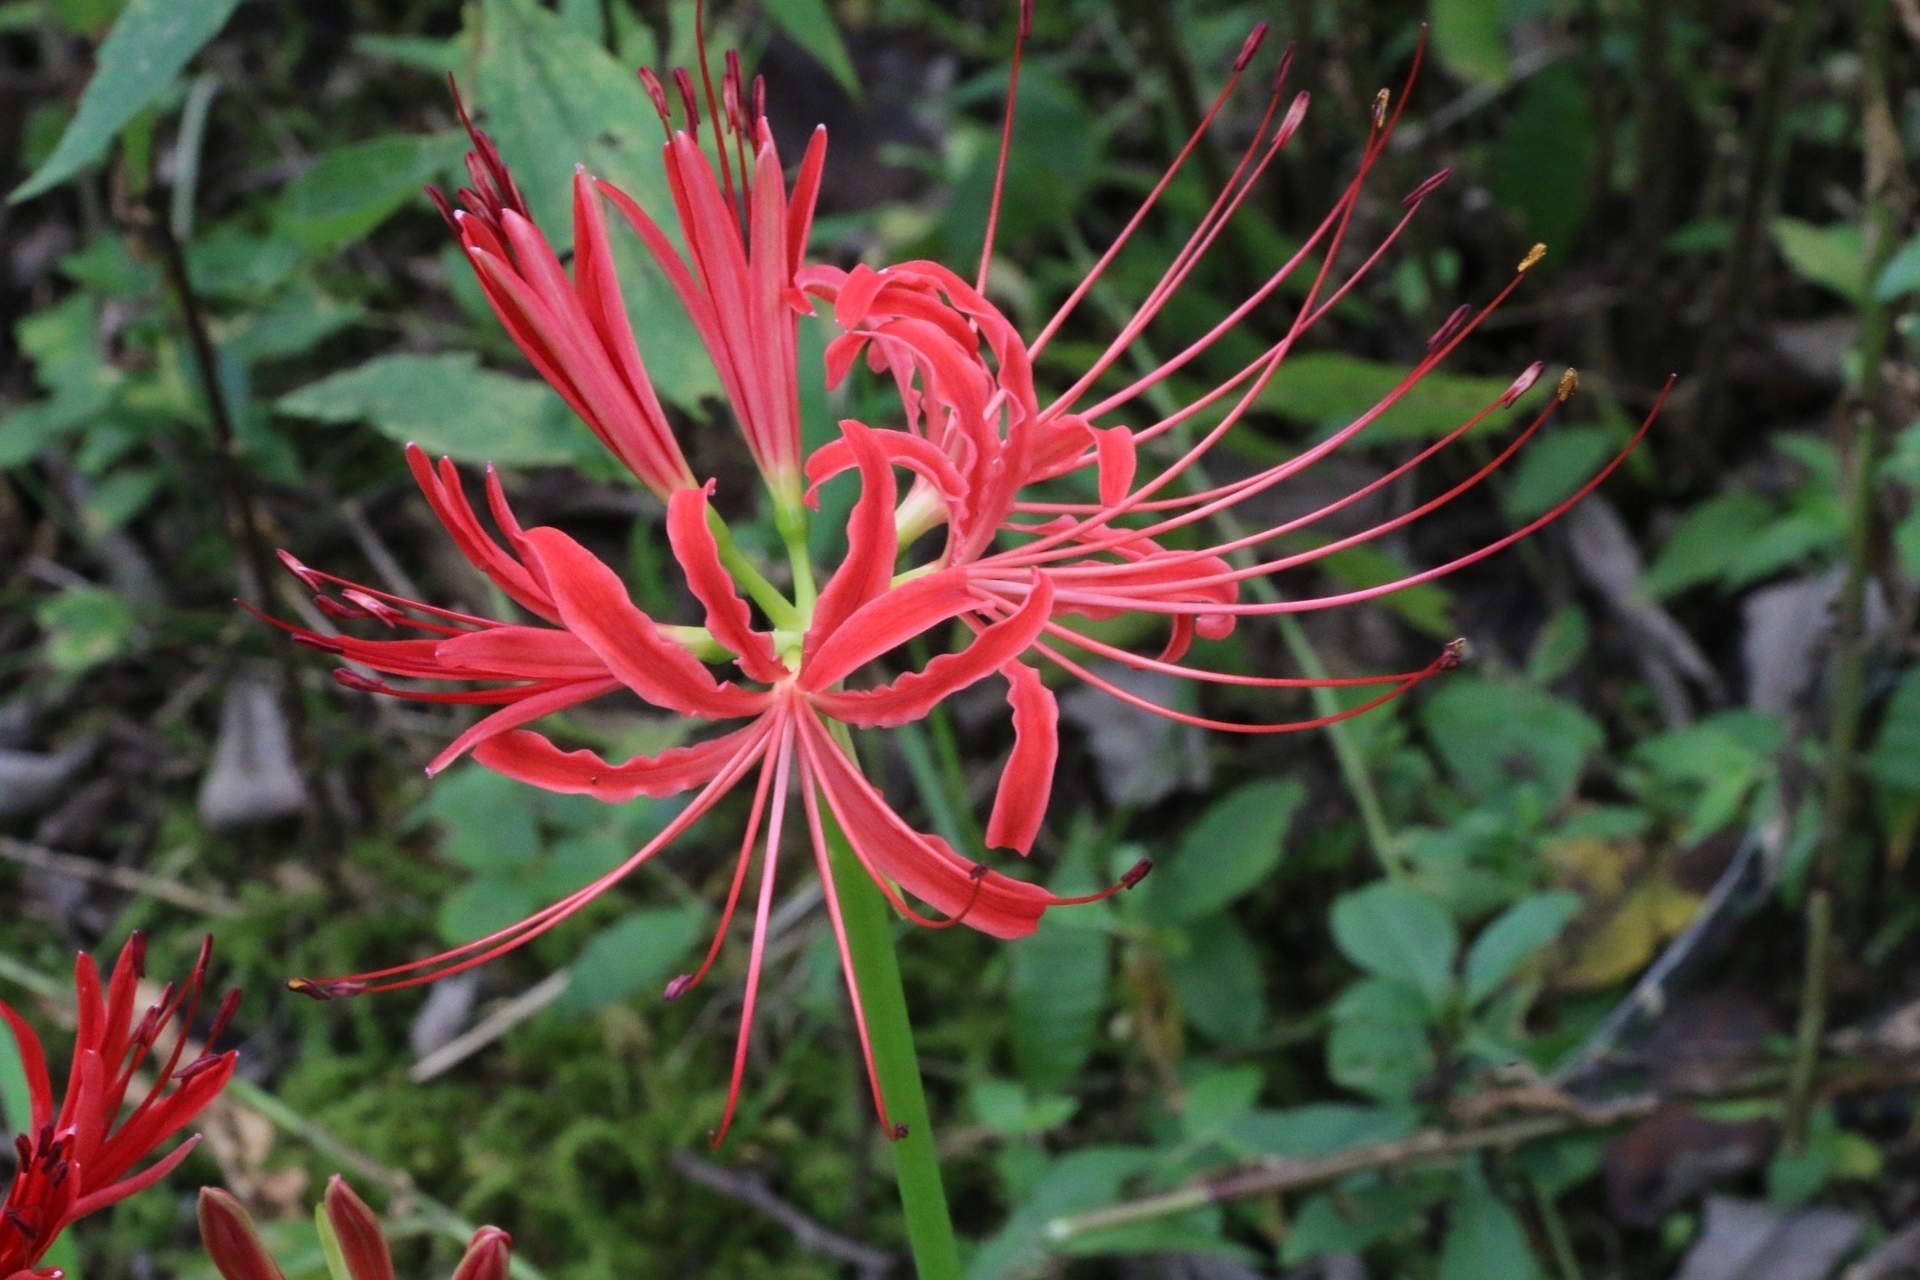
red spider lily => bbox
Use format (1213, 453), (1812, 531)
(269, 5), (1660, 1142)
(0, 934), (238, 1279)
(199, 1177), (510, 1280)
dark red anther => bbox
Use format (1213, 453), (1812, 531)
(314, 595), (367, 620)
(175, 1052), (229, 1083)
(1274, 92), (1310, 148)
(663, 974), (695, 1000)
(7, 1207), (38, 1237)
(672, 67), (701, 137)
(291, 633), (345, 656)
(890, 1122), (910, 1140)
(190, 934), (215, 986)
(1500, 361), (1546, 407)
(331, 669), (387, 694)
(1272, 42), (1295, 89)
(751, 75), (766, 124)
(1120, 858), (1153, 889)
(286, 978), (365, 1001)
(47, 1161), (67, 1189)
(1234, 22), (1268, 72)
(207, 987), (243, 1045)
(15, 1134), (31, 1165)
(340, 590), (404, 627)
(1402, 168), (1451, 207)
(1427, 304), (1471, 351)
(969, 862), (990, 881)
(637, 66), (670, 122)
(723, 50), (744, 135)
(127, 929), (147, 978)
(1017, 0), (1032, 39)
(276, 548), (323, 590)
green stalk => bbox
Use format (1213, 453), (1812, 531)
(705, 506), (801, 630)
(777, 499), (819, 616)
(816, 786), (961, 1279)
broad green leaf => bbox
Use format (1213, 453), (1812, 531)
(1503, 426), (1619, 522)
(470, 0), (718, 409)
(1772, 217), (1866, 304)
(1643, 492), (1775, 597)
(1463, 890), (1581, 1004)
(1722, 512), (1843, 588)
(35, 584), (134, 673)
(969, 1078), (1077, 1138)
(945, 66), (1101, 259)
(1256, 352), (1540, 442)
(1285, 1173), (1451, 1264)
(1422, 677), (1602, 802)
(1008, 913), (1108, 1091)
(1871, 666), (1920, 795)
(758, 0), (860, 96)
(413, 765), (541, 874)
(276, 133), (465, 252)
(1438, 1180), (1545, 1280)
(437, 879), (540, 946)
(1327, 978), (1434, 1103)
(1147, 779), (1303, 923)
(275, 352), (597, 466)
(1875, 233), (1920, 301)
(1179, 1065), (1263, 1142)
(1166, 913), (1266, 1046)
(12, 0), (241, 201)
(1431, 0), (1508, 85)
(1495, 66), (1595, 252)
(1331, 882), (1459, 1011)
(554, 906), (703, 1014)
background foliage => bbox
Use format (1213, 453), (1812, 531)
(0, 0), (1916, 1277)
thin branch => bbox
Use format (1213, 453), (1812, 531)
(0, 836), (240, 917)
(408, 970), (570, 1083)
(671, 1150), (897, 1279)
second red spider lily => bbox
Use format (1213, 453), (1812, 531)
(0, 933), (239, 1279)
(270, 14), (1659, 1142)
(199, 1176), (510, 1280)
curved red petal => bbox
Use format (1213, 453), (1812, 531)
(984, 660), (1057, 855)
(471, 725), (759, 802)
(665, 487), (786, 683)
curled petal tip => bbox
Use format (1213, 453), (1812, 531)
(1519, 242), (1547, 272)
(1120, 858), (1153, 889)
(1556, 368), (1579, 402)
(287, 978), (365, 1001)
(663, 974), (695, 1000)
(1235, 23), (1268, 71)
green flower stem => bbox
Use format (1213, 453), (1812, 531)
(820, 727), (961, 1280)
(705, 506), (801, 630)
(776, 499), (818, 617)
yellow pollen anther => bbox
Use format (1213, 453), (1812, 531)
(1519, 243), (1547, 272)
(1556, 368), (1579, 402)
(1372, 88), (1390, 124)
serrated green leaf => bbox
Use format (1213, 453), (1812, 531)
(1331, 883), (1459, 1012)
(1463, 890), (1581, 1004)
(1147, 779), (1304, 923)
(275, 352), (596, 466)
(12, 0), (241, 201)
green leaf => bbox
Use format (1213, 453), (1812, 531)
(1875, 233), (1920, 301)
(276, 133), (465, 252)
(554, 906), (704, 1014)
(1179, 1065), (1263, 1141)
(79, 466), (163, 538)
(1642, 492), (1775, 597)
(35, 584), (134, 673)
(413, 765), (540, 874)
(969, 1078), (1077, 1138)
(1439, 1180), (1545, 1280)
(1146, 779), (1303, 923)
(1285, 1173), (1451, 1264)
(437, 879), (540, 946)
(1327, 978), (1434, 1103)
(1772, 217), (1866, 304)
(1257, 352), (1539, 442)
(11, 0), (241, 201)
(275, 352), (597, 466)
(1871, 666), (1920, 795)
(1331, 882), (1459, 1012)
(1421, 676), (1603, 802)
(1495, 66), (1595, 252)
(1166, 913), (1266, 1046)
(1431, 0), (1509, 85)
(1463, 890), (1581, 1004)
(1007, 912), (1108, 1091)
(1503, 426), (1619, 522)
(353, 32), (470, 76)
(758, 0), (859, 97)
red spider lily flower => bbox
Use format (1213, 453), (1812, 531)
(0, 934), (239, 1279)
(199, 1177), (511, 1280)
(270, 5), (1661, 1143)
